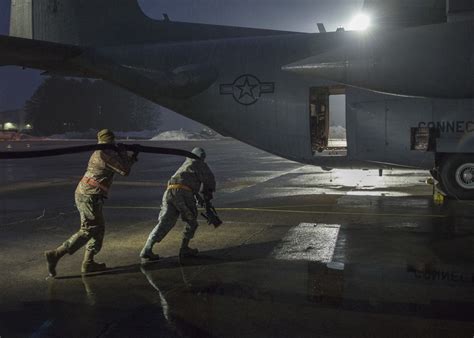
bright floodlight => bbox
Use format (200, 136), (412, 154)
(349, 13), (371, 31)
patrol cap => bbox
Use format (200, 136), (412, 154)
(191, 147), (206, 160)
(97, 129), (115, 144)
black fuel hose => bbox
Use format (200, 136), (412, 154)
(0, 143), (200, 160)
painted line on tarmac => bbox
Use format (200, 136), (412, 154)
(271, 223), (340, 262)
(255, 204), (338, 209)
(218, 207), (446, 219)
(104, 206), (446, 219)
(220, 165), (309, 193)
(106, 206), (161, 210)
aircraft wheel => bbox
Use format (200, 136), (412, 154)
(439, 155), (474, 200)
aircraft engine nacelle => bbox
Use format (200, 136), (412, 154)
(283, 21), (474, 99)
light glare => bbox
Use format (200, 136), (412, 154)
(349, 13), (371, 31)
(4, 122), (17, 130)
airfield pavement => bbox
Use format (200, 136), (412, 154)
(0, 139), (473, 338)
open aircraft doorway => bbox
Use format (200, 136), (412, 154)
(310, 86), (347, 156)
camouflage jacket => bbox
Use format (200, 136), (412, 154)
(76, 149), (134, 197)
(168, 158), (216, 195)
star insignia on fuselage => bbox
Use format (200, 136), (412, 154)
(220, 74), (275, 106)
(237, 77), (259, 100)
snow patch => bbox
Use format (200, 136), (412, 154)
(47, 129), (223, 141)
(0, 132), (46, 141)
(151, 129), (222, 141)
(48, 130), (161, 140)
(329, 126), (347, 139)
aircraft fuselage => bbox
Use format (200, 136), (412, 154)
(78, 24), (474, 171)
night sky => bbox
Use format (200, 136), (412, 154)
(0, 0), (362, 112)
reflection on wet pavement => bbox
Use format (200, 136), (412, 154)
(271, 223), (341, 262)
(0, 140), (473, 337)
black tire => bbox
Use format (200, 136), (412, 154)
(439, 154), (474, 200)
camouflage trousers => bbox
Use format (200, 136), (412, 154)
(147, 189), (199, 244)
(63, 193), (105, 255)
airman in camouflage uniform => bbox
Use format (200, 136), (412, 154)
(140, 147), (216, 261)
(44, 129), (137, 277)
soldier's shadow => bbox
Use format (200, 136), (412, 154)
(55, 240), (281, 280)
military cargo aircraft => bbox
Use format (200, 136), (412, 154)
(1, 0), (474, 199)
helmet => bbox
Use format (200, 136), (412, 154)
(97, 129), (115, 144)
(191, 147), (206, 160)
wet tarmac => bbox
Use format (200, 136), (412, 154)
(0, 139), (473, 337)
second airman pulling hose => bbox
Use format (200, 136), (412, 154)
(0, 144), (200, 160)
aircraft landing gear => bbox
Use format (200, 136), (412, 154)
(436, 154), (474, 200)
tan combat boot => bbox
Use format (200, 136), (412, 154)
(140, 239), (160, 263)
(81, 250), (107, 274)
(179, 238), (199, 258)
(44, 244), (68, 278)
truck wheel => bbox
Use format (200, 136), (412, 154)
(439, 155), (474, 200)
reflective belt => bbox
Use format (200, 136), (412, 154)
(167, 184), (193, 192)
(81, 176), (109, 193)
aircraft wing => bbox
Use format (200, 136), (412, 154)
(362, 0), (447, 28)
(0, 35), (217, 99)
(0, 35), (83, 71)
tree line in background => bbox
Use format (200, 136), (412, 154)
(25, 77), (160, 135)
